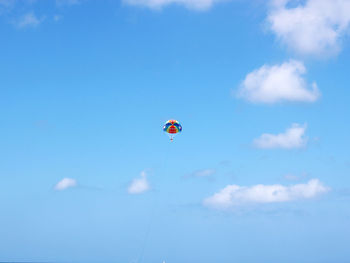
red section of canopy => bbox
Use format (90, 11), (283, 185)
(168, 125), (178, 134)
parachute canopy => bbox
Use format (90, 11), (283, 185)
(163, 120), (182, 141)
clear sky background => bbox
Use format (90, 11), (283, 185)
(1, 0), (350, 262)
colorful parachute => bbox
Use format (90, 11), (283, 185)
(163, 120), (182, 141)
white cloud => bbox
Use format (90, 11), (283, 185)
(238, 60), (320, 104)
(15, 12), (42, 28)
(128, 171), (150, 194)
(54, 178), (77, 191)
(253, 123), (308, 149)
(268, 0), (350, 56)
(123, 0), (224, 11)
(203, 179), (329, 209)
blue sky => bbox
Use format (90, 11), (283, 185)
(1, 0), (350, 262)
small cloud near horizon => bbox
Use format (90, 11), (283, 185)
(204, 179), (330, 210)
(54, 178), (77, 191)
(128, 170), (150, 194)
(253, 123), (308, 149)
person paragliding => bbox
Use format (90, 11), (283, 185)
(163, 120), (182, 141)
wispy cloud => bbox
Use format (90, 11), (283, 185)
(123, 0), (225, 11)
(1, 1), (77, 26)
(54, 178), (77, 191)
(238, 60), (320, 104)
(128, 171), (150, 194)
(56, 0), (82, 6)
(253, 123), (307, 149)
(284, 172), (308, 181)
(15, 12), (43, 28)
(53, 14), (62, 22)
(203, 179), (329, 210)
(0, 0), (15, 8)
(190, 168), (216, 177)
(267, 0), (350, 56)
